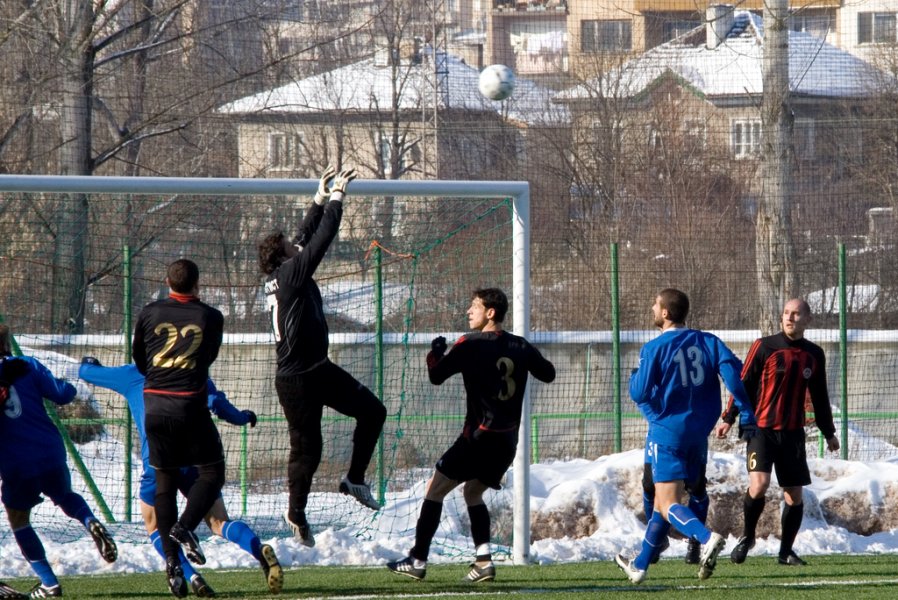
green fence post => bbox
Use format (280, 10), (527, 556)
(611, 243), (621, 453)
(838, 242), (848, 460)
(580, 344), (592, 457)
(240, 425), (248, 515)
(123, 245), (133, 521)
(531, 415), (539, 464)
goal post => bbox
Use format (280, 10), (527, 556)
(0, 174), (534, 563)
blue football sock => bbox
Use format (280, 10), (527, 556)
(667, 503), (712, 544)
(13, 526), (58, 587)
(54, 491), (94, 527)
(689, 493), (709, 524)
(642, 491), (654, 523)
(150, 529), (197, 579)
(634, 511), (670, 570)
(220, 520), (262, 561)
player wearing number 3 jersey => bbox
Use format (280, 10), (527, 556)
(387, 288), (555, 583)
(133, 258), (226, 597)
(616, 288), (757, 585)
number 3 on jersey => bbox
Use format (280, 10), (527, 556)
(672, 346), (705, 387)
(496, 357), (515, 401)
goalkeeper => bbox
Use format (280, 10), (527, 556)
(258, 166), (386, 548)
(0, 325), (117, 599)
(79, 357), (283, 597)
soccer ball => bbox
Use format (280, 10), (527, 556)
(478, 64), (516, 101)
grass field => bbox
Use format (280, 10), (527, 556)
(5, 555), (898, 599)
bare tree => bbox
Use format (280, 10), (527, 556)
(0, 0), (326, 332)
(756, 0), (797, 334)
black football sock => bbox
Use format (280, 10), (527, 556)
(780, 502), (804, 556)
(468, 503), (491, 559)
(743, 491), (765, 540)
(410, 499), (443, 562)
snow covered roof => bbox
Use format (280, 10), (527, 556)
(559, 11), (891, 103)
(217, 50), (569, 126)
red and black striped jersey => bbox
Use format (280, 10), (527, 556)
(133, 293), (224, 416)
(722, 332), (835, 437)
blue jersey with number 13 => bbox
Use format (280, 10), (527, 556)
(629, 328), (754, 448)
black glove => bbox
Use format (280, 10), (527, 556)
(81, 356), (102, 366)
(243, 410), (257, 428)
(431, 336), (447, 358)
(739, 423), (758, 442)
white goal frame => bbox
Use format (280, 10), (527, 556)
(0, 174), (535, 563)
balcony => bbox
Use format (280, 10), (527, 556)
(493, 1), (568, 14)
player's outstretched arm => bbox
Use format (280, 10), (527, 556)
(34, 359), (77, 406)
(207, 379), (256, 427)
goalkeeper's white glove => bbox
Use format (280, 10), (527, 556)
(314, 165), (337, 205)
(329, 168), (358, 202)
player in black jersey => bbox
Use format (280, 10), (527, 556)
(717, 298), (839, 567)
(258, 167), (386, 548)
(133, 259), (225, 598)
(387, 288), (555, 583)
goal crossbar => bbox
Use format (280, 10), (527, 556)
(0, 174), (534, 563)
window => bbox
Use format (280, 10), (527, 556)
(683, 119), (707, 153)
(731, 119), (814, 159)
(732, 119), (761, 158)
(794, 119), (815, 159)
(858, 12), (897, 44)
(662, 19), (701, 42)
(581, 19), (632, 52)
(789, 11), (835, 40)
(378, 137), (408, 177)
(269, 133), (303, 170)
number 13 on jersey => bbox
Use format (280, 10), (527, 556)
(672, 346), (705, 387)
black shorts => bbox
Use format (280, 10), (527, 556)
(146, 412), (224, 470)
(746, 428), (810, 487)
(435, 431), (517, 490)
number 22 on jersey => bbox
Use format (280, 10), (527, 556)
(152, 322), (203, 369)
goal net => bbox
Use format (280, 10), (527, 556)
(0, 176), (532, 562)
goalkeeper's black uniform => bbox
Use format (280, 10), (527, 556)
(264, 198), (386, 525)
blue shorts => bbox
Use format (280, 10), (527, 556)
(1, 465), (74, 511)
(647, 440), (707, 484)
(139, 466), (200, 506)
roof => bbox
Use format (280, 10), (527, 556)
(559, 11), (891, 103)
(217, 50), (569, 125)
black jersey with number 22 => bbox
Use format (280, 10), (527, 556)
(133, 296), (224, 417)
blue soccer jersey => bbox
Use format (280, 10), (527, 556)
(0, 357), (77, 479)
(629, 328), (755, 448)
(79, 363), (251, 477)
